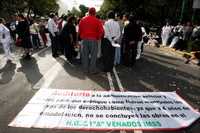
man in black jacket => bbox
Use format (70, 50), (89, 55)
(122, 15), (142, 67)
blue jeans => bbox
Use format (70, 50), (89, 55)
(114, 47), (121, 65)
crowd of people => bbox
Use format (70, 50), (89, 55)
(161, 21), (200, 50)
(0, 7), (199, 75)
(0, 7), (147, 74)
(0, 15), (49, 60)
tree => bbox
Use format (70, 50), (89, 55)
(71, 7), (81, 17)
(79, 4), (89, 17)
(0, 0), (59, 19)
(26, 0), (59, 17)
(99, 0), (193, 24)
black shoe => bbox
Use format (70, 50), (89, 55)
(24, 54), (31, 60)
(52, 54), (59, 58)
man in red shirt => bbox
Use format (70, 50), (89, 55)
(79, 7), (104, 74)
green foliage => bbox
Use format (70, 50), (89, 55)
(27, 0), (59, 17)
(100, 0), (194, 24)
(71, 7), (81, 17)
(79, 4), (89, 17)
(0, 0), (59, 19)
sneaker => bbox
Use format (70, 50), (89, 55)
(136, 55), (140, 60)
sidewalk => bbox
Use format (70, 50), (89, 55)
(157, 46), (200, 66)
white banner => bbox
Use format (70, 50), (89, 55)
(193, 0), (200, 9)
(9, 89), (200, 131)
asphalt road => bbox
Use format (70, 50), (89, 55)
(0, 45), (199, 133)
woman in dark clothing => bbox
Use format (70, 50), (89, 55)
(16, 14), (32, 59)
(60, 16), (77, 61)
(122, 15), (142, 67)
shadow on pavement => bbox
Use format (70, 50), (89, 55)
(17, 57), (43, 87)
(117, 56), (200, 108)
(0, 60), (16, 84)
(55, 57), (109, 90)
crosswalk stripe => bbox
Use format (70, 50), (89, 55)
(107, 72), (115, 91)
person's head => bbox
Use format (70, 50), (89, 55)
(60, 14), (65, 19)
(50, 13), (57, 21)
(107, 11), (115, 19)
(63, 15), (68, 21)
(115, 13), (122, 20)
(88, 7), (96, 16)
(123, 13), (129, 21)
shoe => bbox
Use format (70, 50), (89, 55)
(136, 55), (140, 60)
(24, 55), (31, 60)
(52, 54), (59, 58)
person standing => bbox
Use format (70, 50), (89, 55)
(123, 15), (142, 67)
(79, 7), (104, 74)
(30, 19), (41, 49)
(181, 22), (193, 51)
(48, 13), (59, 58)
(16, 14), (32, 59)
(136, 23), (147, 60)
(60, 16), (77, 62)
(102, 11), (121, 72)
(9, 15), (17, 41)
(169, 22), (183, 48)
(38, 18), (48, 47)
(114, 14), (124, 65)
(161, 22), (173, 46)
(0, 18), (12, 61)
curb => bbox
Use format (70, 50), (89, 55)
(158, 46), (200, 66)
(158, 46), (190, 57)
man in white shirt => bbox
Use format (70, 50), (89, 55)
(0, 18), (12, 61)
(161, 22), (173, 46)
(103, 11), (121, 72)
(48, 13), (59, 57)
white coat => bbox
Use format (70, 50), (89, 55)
(0, 23), (12, 60)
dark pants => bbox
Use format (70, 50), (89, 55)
(81, 40), (98, 73)
(40, 32), (47, 46)
(31, 34), (41, 49)
(64, 42), (76, 61)
(101, 38), (115, 72)
(123, 42), (138, 67)
(50, 33), (58, 57)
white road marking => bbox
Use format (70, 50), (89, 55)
(107, 67), (143, 133)
(107, 72), (115, 91)
(113, 67), (124, 91)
